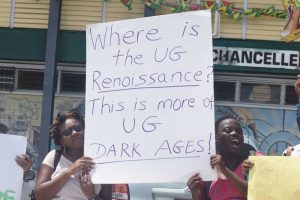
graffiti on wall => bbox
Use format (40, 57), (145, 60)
(216, 105), (300, 155)
(0, 93), (84, 169)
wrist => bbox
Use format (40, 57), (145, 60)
(218, 162), (226, 172)
(219, 165), (229, 174)
(23, 169), (30, 176)
(23, 169), (35, 182)
(65, 168), (74, 177)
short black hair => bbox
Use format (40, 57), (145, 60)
(215, 115), (239, 133)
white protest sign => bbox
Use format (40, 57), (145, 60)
(0, 134), (26, 200)
(85, 10), (216, 183)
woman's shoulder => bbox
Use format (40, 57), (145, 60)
(46, 149), (56, 158)
(42, 149), (56, 168)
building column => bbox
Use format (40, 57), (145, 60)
(37, 0), (62, 168)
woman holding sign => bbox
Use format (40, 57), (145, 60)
(34, 111), (110, 200)
(187, 116), (248, 200)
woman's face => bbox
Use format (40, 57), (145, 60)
(60, 118), (84, 149)
(216, 118), (244, 155)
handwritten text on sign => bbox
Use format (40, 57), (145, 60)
(85, 10), (216, 183)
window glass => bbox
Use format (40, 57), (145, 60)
(240, 83), (281, 104)
(18, 70), (44, 90)
(285, 85), (298, 105)
(214, 81), (235, 101)
(61, 72), (85, 93)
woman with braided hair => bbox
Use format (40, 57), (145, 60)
(35, 110), (104, 200)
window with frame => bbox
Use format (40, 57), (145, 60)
(214, 81), (235, 101)
(60, 72), (85, 93)
(17, 70), (44, 90)
(1, 68), (86, 93)
(214, 75), (297, 106)
(240, 83), (281, 104)
(285, 85), (298, 105)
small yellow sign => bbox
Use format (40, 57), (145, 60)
(248, 156), (300, 200)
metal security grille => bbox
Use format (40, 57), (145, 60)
(0, 67), (15, 91)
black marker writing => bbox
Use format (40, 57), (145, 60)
(157, 97), (195, 111)
(112, 49), (144, 66)
(181, 21), (200, 37)
(89, 142), (141, 159)
(154, 46), (187, 62)
(88, 96), (124, 115)
(122, 116), (162, 134)
(154, 139), (205, 157)
(89, 25), (162, 50)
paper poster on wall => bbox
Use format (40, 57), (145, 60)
(248, 156), (300, 200)
(0, 134), (26, 200)
(85, 10), (216, 183)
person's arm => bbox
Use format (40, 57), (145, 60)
(79, 172), (97, 199)
(296, 104), (300, 131)
(294, 75), (300, 131)
(187, 173), (207, 200)
(211, 155), (247, 197)
(15, 154), (33, 177)
(35, 164), (74, 200)
(35, 156), (95, 200)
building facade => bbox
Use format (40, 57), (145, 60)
(0, 0), (300, 198)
